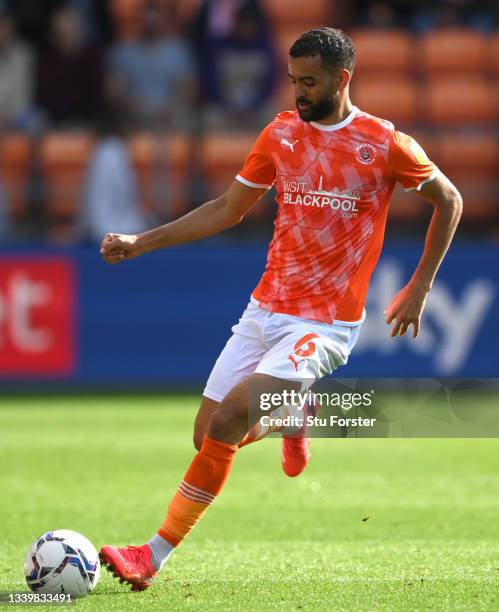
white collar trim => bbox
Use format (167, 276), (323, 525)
(310, 106), (359, 132)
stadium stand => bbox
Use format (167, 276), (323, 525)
(490, 32), (499, 75)
(262, 0), (330, 28)
(350, 29), (411, 75)
(426, 75), (497, 125)
(389, 186), (432, 222)
(0, 0), (496, 239)
(40, 132), (94, 232)
(434, 132), (498, 223)
(128, 132), (192, 219)
(128, 132), (161, 214)
(200, 132), (268, 220)
(434, 132), (498, 179)
(110, 0), (200, 39)
(275, 27), (304, 70)
(109, 0), (144, 40)
(420, 28), (487, 74)
(0, 134), (31, 221)
(352, 76), (418, 124)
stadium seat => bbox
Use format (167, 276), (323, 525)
(176, 0), (203, 27)
(432, 131), (497, 223)
(200, 132), (268, 219)
(40, 132), (94, 225)
(433, 132), (498, 179)
(128, 132), (192, 219)
(426, 76), (497, 125)
(389, 185), (429, 222)
(489, 32), (499, 76)
(128, 133), (160, 213)
(350, 29), (411, 75)
(262, 0), (331, 28)
(111, 0), (199, 38)
(110, 0), (145, 39)
(455, 179), (497, 223)
(274, 27), (305, 70)
(352, 76), (418, 124)
(420, 29), (487, 74)
(165, 133), (192, 217)
(0, 134), (31, 220)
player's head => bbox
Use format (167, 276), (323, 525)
(289, 27), (356, 122)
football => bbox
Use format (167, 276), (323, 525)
(24, 530), (100, 597)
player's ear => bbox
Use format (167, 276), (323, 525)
(337, 68), (351, 91)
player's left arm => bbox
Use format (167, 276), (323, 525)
(385, 170), (463, 338)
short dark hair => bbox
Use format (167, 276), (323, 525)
(289, 27), (356, 73)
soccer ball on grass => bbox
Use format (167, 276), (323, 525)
(24, 530), (100, 597)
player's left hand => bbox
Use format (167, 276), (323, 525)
(384, 283), (429, 338)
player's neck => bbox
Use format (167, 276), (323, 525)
(313, 98), (354, 127)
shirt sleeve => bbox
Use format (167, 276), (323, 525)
(387, 129), (437, 191)
(236, 123), (276, 189)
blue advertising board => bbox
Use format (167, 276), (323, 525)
(0, 241), (497, 386)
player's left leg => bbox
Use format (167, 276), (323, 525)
(253, 318), (363, 477)
(193, 397), (218, 451)
(100, 372), (299, 591)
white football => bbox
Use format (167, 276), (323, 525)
(24, 530), (100, 597)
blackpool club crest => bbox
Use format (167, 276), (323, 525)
(355, 143), (376, 165)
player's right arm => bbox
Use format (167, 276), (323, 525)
(101, 123), (275, 264)
(100, 179), (266, 264)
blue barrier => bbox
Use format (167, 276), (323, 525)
(0, 240), (497, 385)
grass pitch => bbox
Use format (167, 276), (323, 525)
(1, 395), (498, 611)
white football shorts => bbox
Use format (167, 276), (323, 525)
(203, 297), (363, 403)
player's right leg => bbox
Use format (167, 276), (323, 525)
(100, 372), (298, 591)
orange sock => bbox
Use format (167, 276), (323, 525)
(158, 436), (238, 547)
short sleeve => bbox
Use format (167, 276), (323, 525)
(387, 130), (437, 192)
(236, 124), (276, 189)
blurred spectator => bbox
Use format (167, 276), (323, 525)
(107, 0), (196, 130)
(0, 182), (10, 240)
(83, 113), (147, 242)
(6, 0), (64, 48)
(36, 5), (104, 126)
(412, 0), (498, 32)
(351, 0), (498, 31)
(68, 0), (113, 45)
(191, 0), (278, 129)
(0, 4), (34, 129)
(7, 0), (112, 47)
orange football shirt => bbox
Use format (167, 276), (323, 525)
(236, 106), (437, 324)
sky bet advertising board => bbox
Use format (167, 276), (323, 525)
(0, 242), (496, 385)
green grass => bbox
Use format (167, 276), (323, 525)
(1, 395), (498, 611)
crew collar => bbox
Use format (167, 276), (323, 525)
(309, 106), (359, 132)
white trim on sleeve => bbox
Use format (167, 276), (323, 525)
(235, 174), (272, 189)
(404, 168), (439, 192)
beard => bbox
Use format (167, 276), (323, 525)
(296, 92), (338, 122)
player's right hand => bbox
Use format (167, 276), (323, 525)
(100, 233), (141, 264)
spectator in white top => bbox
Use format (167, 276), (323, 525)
(0, 4), (33, 129)
(84, 114), (147, 242)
